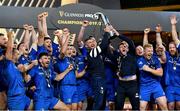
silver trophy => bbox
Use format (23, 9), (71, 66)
(95, 12), (114, 36)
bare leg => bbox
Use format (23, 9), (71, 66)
(176, 101), (180, 110)
(140, 100), (148, 111)
(0, 91), (7, 110)
(53, 100), (70, 110)
(72, 103), (78, 110)
(156, 96), (168, 110)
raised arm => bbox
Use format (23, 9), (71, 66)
(38, 30), (45, 46)
(111, 26), (120, 36)
(42, 12), (49, 37)
(155, 24), (163, 46)
(37, 13), (44, 46)
(99, 25), (112, 51)
(23, 24), (31, 49)
(61, 34), (70, 55)
(143, 28), (150, 46)
(118, 34), (136, 55)
(54, 30), (63, 47)
(78, 21), (89, 46)
(111, 26), (136, 54)
(5, 32), (14, 60)
(170, 15), (180, 46)
(37, 13), (43, 33)
(155, 24), (166, 63)
(29, 25), (38, 51)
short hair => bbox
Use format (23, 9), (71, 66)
(118, 41), (129, 47)
(17, 42), (24, 50)
(0, 33), (4, 37)
(143, 44), (153, 50)
(44, 37), (51, 41)
(169, 41), (176, 46)
(84, 36), (95, 42)
(38, 52), (49, 60)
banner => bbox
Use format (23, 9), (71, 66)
(49, 3), (104, 37)
(0, 3), (180, 33)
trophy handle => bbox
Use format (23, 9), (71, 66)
(68, 34), (76, 46)
(94, 12), (114, 36)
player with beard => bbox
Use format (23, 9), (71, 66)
(0, 33), (8, 110)
(153, 25), (167, 95)
(0, 33), (23, 109)
(163, 15), (180, 110)
(0, 32), (32, 110)
(0, 33), (7, 110)
(23, 52), (70, 110)
(137, 44), (168, 110)
(0, 33), (8, 49)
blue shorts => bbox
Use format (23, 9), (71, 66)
(60, 85), (78, 104)
(77, 81), (93, 102)
(165, 86), (180, 102)
(140, 83), (165, 101)
(86, 84), (93, 98)
(34, 97), (59, 110)
(77, 83), (88, 102)
(8, 94), (31, 110)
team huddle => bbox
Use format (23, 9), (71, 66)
(0, 12), (179, 110)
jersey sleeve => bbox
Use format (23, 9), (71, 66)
(50, 68), (57, 81)
(28, 68), (36, 78)
(177, 43), (180, 52)
(53, 61), (60, 73)
(154, 56), (162, 69)
(18, 56), (27, 65)
(52, 42), (60, 58)
(29, 48), (37, 60)
(79, 46), (88, 57)
(137, 58), (145, 70)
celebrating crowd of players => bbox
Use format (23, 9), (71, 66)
(0, 12), (179, 110)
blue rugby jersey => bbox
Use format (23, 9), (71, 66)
(54, 57), (77, 85)
(0, 59), (25, 96)
(18, 48), (37, 65)
(137, 55), (162, 86)
(165, 45), (180, 87)
(28, 65), (56, 99)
